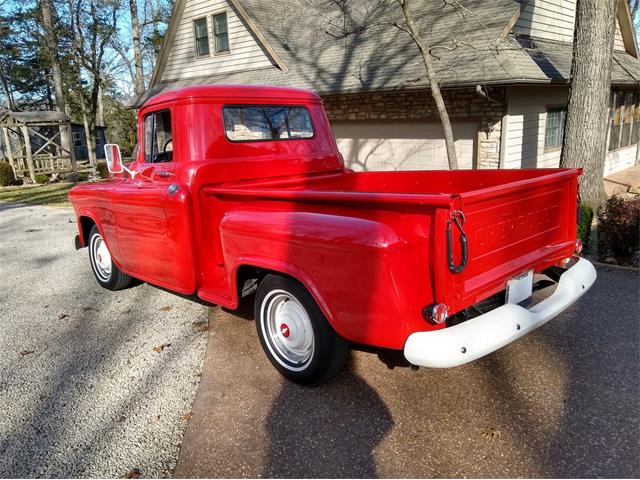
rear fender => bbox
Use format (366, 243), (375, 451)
(230, 256), (335, 326)
(218, 205), (434, 348)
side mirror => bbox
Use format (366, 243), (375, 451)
(104, 144), (123, 174)
(104, 144), (135, 178)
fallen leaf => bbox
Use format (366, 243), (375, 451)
(117, 415), (126, 423)
(25, 229), (41, 233)
(160, 305), (172, 312)
(19, 350), (35, 357)
(125, 468), (141, 479)
(193, 320), (209, 333)
(180, 412), (193, 422)
(82, 306), (98, 312)
(153, 343), (171, 353)
(43, 305), (49, 309)
(481, 427), (501, 439)
(58, 313), (69, 320)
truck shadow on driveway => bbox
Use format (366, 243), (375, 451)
(176, 267), (640, 478)
(262, 360), (393, 478)
(174, 305), (393, 478)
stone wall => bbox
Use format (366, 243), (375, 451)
(321, 87), (506, 169)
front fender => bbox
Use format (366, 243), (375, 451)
(68, 180), (122, 268)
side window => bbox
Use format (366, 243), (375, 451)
(194, 17), (209, 57)
(223, 105), (314, 141)
(143, 110), (173, 163)
(212, 13), (229, 54)
(544, 107), (566, 150)
(609, 90), (639, 151)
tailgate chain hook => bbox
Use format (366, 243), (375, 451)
(446, 209), (468, 274)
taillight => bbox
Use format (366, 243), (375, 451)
(575, 239), (583, 255)
(422, 303), (448, 325)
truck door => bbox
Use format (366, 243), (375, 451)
(114, 108), (180, 289)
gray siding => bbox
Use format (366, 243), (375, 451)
(513, 0), (627, 51)
(614, 17), (625, 51)
(504, 85), (636, 175)
(513, 0), (576, 43)
(160, 0), (274, 82)
(504, 86), (568, 169)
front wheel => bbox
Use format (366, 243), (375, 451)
(88, 225), (133, 290)
(255, 275), (349, 385)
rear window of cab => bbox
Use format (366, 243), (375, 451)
(223, 105), (314, 142)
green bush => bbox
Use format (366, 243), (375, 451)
(35, 173), (49, 184)
(96, 161), (109, 179)
(0, 161), (15, 186)
(66, 172), (89, 182)
(597, 195), (640, 266)
(577, 203), (594, 251)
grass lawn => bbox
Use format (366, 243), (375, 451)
(0, 182), (76, 207)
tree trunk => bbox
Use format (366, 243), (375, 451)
(560, 0), (616, 209)
(0, 65), (16, 110)
(97, 85), (105, 127)
(130, 0), (145, 95)
(81, 111), (98, 170)
(397, 0), (458, 170)
(41, 0), (77, 174)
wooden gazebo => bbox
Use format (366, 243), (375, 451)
(0, 111), (76, 182)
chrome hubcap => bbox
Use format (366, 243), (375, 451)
(90, 233), (111, 282)
(261, 290), (314, 371)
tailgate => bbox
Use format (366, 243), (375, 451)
(435, 169), (580, 313)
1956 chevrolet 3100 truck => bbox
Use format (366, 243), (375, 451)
(69, 85), (596, 385)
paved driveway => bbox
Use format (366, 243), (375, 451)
(0, 204), (208, 477)
(176, 266), (640, 478)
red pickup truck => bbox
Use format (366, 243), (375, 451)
(69, 85), (596, 385)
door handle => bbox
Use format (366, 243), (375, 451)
(156, 170), (173, 178)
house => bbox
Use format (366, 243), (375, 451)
(132, 0), (640, 175)
(70, 123), (107, 161)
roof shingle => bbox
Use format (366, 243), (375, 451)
(131, 0), (640, 107)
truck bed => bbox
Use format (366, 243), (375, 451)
(206, 168), (580, 315)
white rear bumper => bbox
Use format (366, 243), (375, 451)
(404, 257), (597, 368)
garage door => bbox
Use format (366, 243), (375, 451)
(331, 121), (478, 171)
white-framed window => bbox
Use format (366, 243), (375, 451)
(72, 131), (85, 147)
(212, 12), (229, 54)
(193, 17), (210, 57)
(609, 90), (639, 151)
(544, 107), (566, 150)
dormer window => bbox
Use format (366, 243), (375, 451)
(213, 12), (229, 54)
(194, 17), (209, 57)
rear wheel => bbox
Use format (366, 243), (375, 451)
(255, 274), (349, 385)
(88, 225), (133, 290)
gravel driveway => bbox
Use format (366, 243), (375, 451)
(0, 203), (208, 477)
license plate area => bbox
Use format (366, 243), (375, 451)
(506, 270), (533, 304)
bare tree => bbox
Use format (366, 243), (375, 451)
(0, 65), (15, 110)
(317, 0), (502, 171)
(560, 0), (617, 208)
(41, 0), (77, 173)
(395, 0), (458, 169)
(66, 0), (118, 170)
(130, 0), (145, 95)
